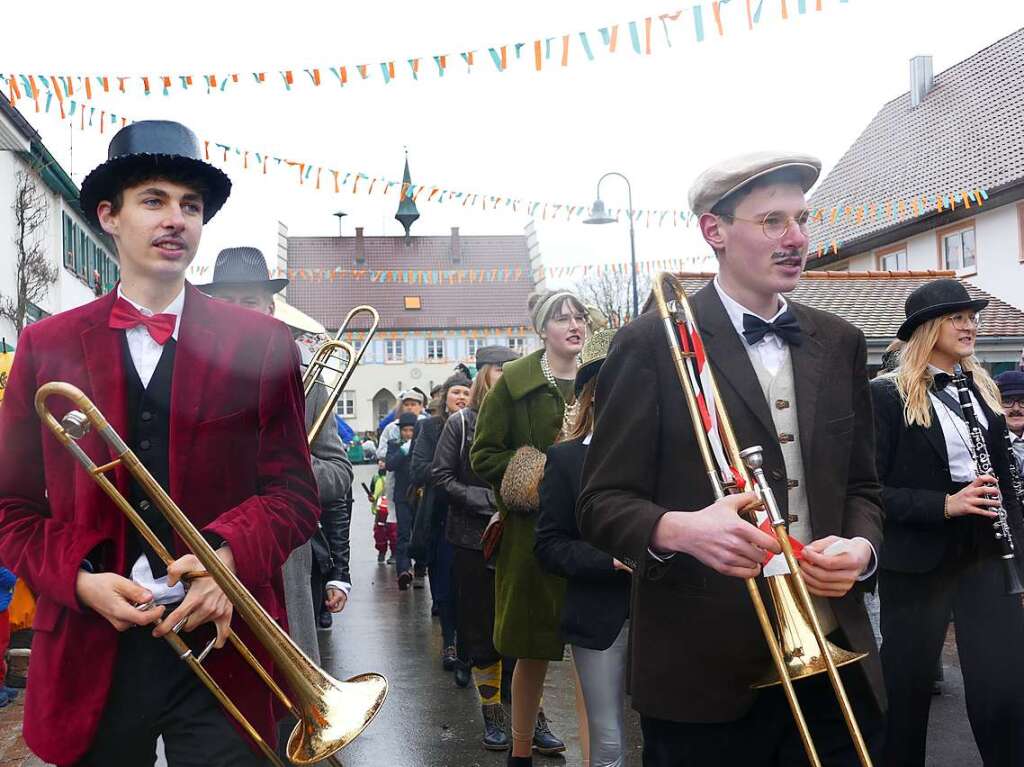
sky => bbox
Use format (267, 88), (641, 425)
(7, 0), (1024, 288)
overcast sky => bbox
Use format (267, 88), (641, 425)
(8, 0), (1024, 287)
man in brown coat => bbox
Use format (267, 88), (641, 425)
(578, 152), (886, 766)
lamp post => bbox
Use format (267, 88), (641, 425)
(584, 172), (638, 321)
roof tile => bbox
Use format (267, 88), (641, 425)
(673, 271), (1024, 340)
(808, 28), (1024, 248)
(286, 233), (535, 332)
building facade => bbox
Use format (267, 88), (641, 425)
(806, 30), (1024, 311)
(0, 100), (117, 345)
(284, 219), (541, 434)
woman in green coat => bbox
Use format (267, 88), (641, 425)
(471, 288), (589, 766)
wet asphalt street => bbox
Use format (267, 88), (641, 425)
(317, 464), (982, 767)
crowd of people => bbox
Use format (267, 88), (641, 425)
(1, 118), (1024, 767)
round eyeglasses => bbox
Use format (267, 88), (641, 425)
(943, 312), (982, 332)
(722, 209), (812, 240)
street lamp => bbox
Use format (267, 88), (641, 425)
(584, 172), (638, 320)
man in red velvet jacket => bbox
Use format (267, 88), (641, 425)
(0, 120), (320, 766)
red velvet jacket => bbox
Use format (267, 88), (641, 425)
(0, 284), (320, 765)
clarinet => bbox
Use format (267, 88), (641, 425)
(951, 364), (1024, 595)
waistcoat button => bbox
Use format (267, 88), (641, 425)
(141, 411), (152, 422)
(139, 439), (151, 450)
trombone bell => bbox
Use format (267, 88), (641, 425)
(288, 673), (389, 765)
(752, 576), (868, 688)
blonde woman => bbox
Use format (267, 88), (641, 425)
(871, 279), (1024, 766)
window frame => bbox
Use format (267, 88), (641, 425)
(466, 338), (482, 359)
(384, 339), (405, 363)
(1017, 202), (1024, 263)
(336, 390), (356, 418)
(936, 220), (977, 275)
(403, 296), (422, 310)
(425, 338), (445, 361)
(875, 242), (908, 271)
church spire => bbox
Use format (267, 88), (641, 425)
(394, 149), (420, 243)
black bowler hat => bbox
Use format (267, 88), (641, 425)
(79, 120), (231, 230)
(897, 278), (988, 342)
(195, 247), (289, 294)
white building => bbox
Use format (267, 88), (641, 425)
(807, 30), (1024, 314)
(0, 100), (118, 345)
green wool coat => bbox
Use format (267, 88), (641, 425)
(470, 349), (567, 660)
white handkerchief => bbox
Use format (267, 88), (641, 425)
(130, 555), (186, 606)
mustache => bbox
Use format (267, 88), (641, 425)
(1008, 409), (1024, 418)
(771, 249), (804, 262)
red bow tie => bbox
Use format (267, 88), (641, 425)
(108, 297), (176, 345)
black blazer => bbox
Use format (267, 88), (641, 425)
(871, 376), (1024, 574)
(535, 438), (630, 651)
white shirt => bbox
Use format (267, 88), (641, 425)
(116, 286), (187, 605)
(927, 365), (989, 483)
(714, 276), (789, 377)
(117, 285), (185, 388)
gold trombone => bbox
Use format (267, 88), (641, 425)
(303, 305), (380, 445)
(652, 273), (872, 767)
(35, 382), (388, 766)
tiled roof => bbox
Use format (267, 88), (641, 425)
(286, 232), (535, 332)
(673, 271), (1024, 340)
(807, 28), (1024, 250)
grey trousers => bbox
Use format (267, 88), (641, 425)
(572, 621), (629, 767)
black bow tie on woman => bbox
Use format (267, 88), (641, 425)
(931, 370), (974, 391)
(741, 309), (803, 347)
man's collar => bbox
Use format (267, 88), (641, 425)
(116, 284), (185, 339)
(713, 275), (788, 339)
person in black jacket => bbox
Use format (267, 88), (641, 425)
(535, 328), (630, 767)
(872, 279), (1024, 767)
(433, 346), (521, 751)
(387, 412), (420, 590)
(411, 372), (473, 670)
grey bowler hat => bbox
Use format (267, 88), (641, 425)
(688, 151), (822, 216)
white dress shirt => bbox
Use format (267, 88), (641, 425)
(927, 365), (988, 483)
(1010, 432), (1024, 473)
(116, 286), (187, 605)
(713, 276), (790, 376)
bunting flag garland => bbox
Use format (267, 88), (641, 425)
(24, 88), (986, 236)
(185, 256), (718, 283)
(5, 1), (850, 106)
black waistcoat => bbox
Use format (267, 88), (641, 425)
(121, 335), (177, 576)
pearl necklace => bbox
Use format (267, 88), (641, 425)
(541, 351), (580, 438)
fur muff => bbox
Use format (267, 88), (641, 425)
(500, 445), (547, 515)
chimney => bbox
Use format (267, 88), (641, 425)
(355, 226), (365, 266)
(909, 55), (933, 108)
(449, 226), (462, 264)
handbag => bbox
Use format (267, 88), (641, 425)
(481, 511), (504, 565)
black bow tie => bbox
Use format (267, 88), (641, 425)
(742, 309), (802, 347)
(931, 370), (973, 391)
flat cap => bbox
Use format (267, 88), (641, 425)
(688, 151), (822, 216)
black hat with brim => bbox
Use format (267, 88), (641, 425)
(897, 278), (988, 342)
(194, 246), (288, 294)
(79, 120), (231, 230)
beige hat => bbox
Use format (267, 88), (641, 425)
(688, 151), (822, 216)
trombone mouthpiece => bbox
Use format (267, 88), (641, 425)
(61, 411), (91, 440)
(738, 446), (764, 470)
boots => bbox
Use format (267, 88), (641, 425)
(532, 709), (566, 754)
(481, 703), (510, 751)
